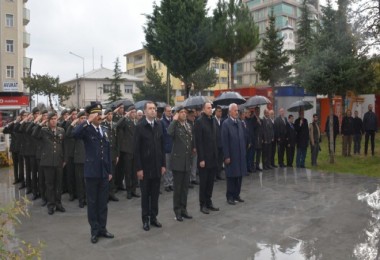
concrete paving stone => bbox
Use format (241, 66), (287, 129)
(1, 166), (379, 259)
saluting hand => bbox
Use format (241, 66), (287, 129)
(40, 119), (47, 126)
(224, 158), (231, 165)
(108, 174), (112, 181)
(199, 161), (205, 168)
(173, 113), (179, 121)
(87, 113), (98, 123)
(161, 167), (166, 176)
(65, 114), (72, 121)
(71, 118), (79, 126)
(34, 114), (42, 123)
(137, 170), (144, 180)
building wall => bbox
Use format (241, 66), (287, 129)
(63, 78), (139, 108)
(0, 0), (30, 93)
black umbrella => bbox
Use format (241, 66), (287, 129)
(287, 100), (314, 112)
(156, 102), (167, 113)
(244, 95), (271, 108)
(134, 100), (150, 111)
(182, 96), (211, 110)
(213, 91), (246, 106)
(107, 99), (134, 110)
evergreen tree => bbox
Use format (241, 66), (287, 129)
(23, 74), (72, 110)
(188, 63), (218, 94)
(144, 0), (212, 98)
(255, 10), (291, 88)
(133, 67), (172, 103)
(212, 0), (259, 88)
(107, 58), (123, 103)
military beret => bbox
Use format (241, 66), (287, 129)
(86, 103), (102, 114)
(69, 108), (79, 114)
(104, 108), (112, 115)
(19, 110), (27, 116)
(60, 109), (68, 116)
(77, 111), (86, 118)
(41, 109), (48, 114)
(32, 107), (40, 114)
(116, 102), (123, 108)
(175, 106), (187, 113)
(47, 111), (57, 120)
(127, 105), (136, 112)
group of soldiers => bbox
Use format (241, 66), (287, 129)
(2, 100), (378, 241)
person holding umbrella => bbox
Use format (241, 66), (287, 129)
(294, 109), (309, 168)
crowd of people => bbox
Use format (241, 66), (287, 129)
(2, 100), (377, 243)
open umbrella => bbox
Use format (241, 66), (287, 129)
(213, 91), (246, 106)
(134, 100), (150, 111)
(182, 96), (211, 110)
(244, 95), (271, 108)
(107, 99), (134, 110)
(287, 100), (313, 112)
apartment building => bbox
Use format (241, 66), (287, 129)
(0, 0), (31, 125)
(125, 48), (229, 102)
(235, 0), (320, 87)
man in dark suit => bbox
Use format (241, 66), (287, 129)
(116, 106), (140, 199)
(214, 106), (225, 180)
(134, 101), (166, 231)
(194, 102), (220, 214)
(252, 106), (263, 171)
(274, 108), (287, 167)
(168, 106), (194, 221)
(295, 110), (309, 168)
(285, 114), (297, 167)
(262, 109), (274, 170)
(3, 115), (21, 185)
(325, 112), (339, 154)
(73, 104), (114, 244)
(363, 104), (378, 156)
(222, 104), (247, 205)
(161, 105), (174, 191)
(32, 112), (66, 215)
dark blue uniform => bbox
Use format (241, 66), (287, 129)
(73, 121), (111, 237)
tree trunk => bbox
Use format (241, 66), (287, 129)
(230, 61), (235, 89)
(328, 96), (335, 164)
(166, 69), (170, 104)
(48, 94), (54, 111)
(184, 78), (191, 98)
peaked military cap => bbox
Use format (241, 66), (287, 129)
(86, 103), (102, 114)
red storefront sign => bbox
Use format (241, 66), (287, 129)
(0, 96), (29, 106)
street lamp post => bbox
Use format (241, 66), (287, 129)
(69, 51), (85, 107)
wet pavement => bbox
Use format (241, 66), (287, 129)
(1, 166), (380, 260)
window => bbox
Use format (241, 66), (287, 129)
(6, 14), (14, 27)
(124, 84), (133, 94)
(220, 64), (227, 70)
(103, 84), (112, 94)
(6, 40), (14, 52)
(220, 77), (228, 83)
(6, 66), (14, 78)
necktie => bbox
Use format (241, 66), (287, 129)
(96, 127), (102, 138)
(151, 122), (154, 128)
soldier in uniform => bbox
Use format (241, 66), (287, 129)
(66, 111), (88, 208)
(116, 106), (140, 199)
(3, 114), (21, 184)
(112, 103), (124, 123)
(101, 108), (119, 202)
(32, 112), (66, 215)
(73, 104), (114, 244)
(61, 108), (79, 201)
(168, 106), (194, 221)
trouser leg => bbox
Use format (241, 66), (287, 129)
(98, 178), (109, 233)
(125, 154), (137, 193)
(75, 164), (85, 203)
(163, 153), (173, 188)
(370, 131), (375, 155)
(365, 132), (369, 155)
(12, 152), (19, 181)
(44, 167), (56, 209)
(66, 157), (76, 198)
(25, 156), (32, 190)
(109, 160), (117, 196)
(205, 167), (216, 207)
(85, 178), (99, 236)
(31, 156), (39, 196)
(38, 160), (46, 201)
(190, 155), (197, 182)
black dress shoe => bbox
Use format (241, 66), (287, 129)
(41, 200), (47, 207)
(131, 192), (140, 198)
(19, 183), (26, 190)
(256, 167), (263, 171)
(200, 207), (210, 214)
(127, 192), (132, 199)
(227, 199), (236, 205)
(12, 179), (19, 185)
(79, 201), (85, 208)
(191, 180), (199, 185)
(207, 205), (219, 211)
(164, 187), (171, 192)
(48, 208), (54, 215)
(118, 187), (127, 191)
(109, 194), (119, 201)
(181, 212), (193, 219)
(143, 222), (150, 231)
(91, 235), (98, 244)
(99, 231), (114, 238)
(216, 176), (225, 180)
(56, 205), (66, 212)
(175, 214), (183, 222)
(26, 189), (32, 194)
(235, 197), (244, 203)
(188, 184), (194, 189)
(32, 194), (39, 200)
(150, 219), (162, 228)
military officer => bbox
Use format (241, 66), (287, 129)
(112, 103), (124, 123)
(3, 114), (21, 185)
(73, 104), (114, 244)
(116, 105), (140, 199)
(168, 106), (194, 222)
(66, 111), (87, 208)
(32, 112), (66, 215)
(101, 108), (119, 202)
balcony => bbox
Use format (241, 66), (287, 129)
(23, 32), (30, 48)
(23, 8), (30, 25)
(23, 57), (32, 70)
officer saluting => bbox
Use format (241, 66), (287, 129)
(72, 104), (114, 244)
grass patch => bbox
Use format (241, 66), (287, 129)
(306, 133), (380, 177)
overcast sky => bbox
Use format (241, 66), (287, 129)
(26, 0), (219, 82)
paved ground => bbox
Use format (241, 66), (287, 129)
(1, 166), (380, 260)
